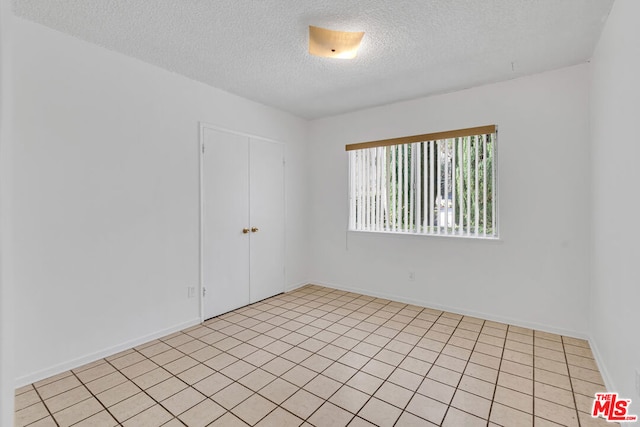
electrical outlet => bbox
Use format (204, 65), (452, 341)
(187, 286), (196, 298)
(408, 271), (415, 281)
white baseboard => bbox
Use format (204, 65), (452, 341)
(588, 337), (616, 393)
(285, 281), (310, 293)
(15, 317), (201, 388)
(310, 280), (589, 340)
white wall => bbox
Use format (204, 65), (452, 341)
(309, 65), (592, 337)
(0, 0), (14, 424)
(12, 18), (309, 385)
(589, 0), (640, 403)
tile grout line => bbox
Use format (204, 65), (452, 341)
(76, 290), (333, 427)
(254, 290), (427, 425)
(392, 310), (464, 426)
(211, 290), (506, 426)
(392, 311), (496, 425)
(333, 301), (432, 425)
(160, 287), (380, 425)
(140, 291), (335, 424)
(217, 289), (368, 425)
(257, 289), (380, 424)
(66, 369), (118, 426)
(261, 288), (410, 425)
(345, 299), (447, 422)
(437, 316), (488, 426)
(276, 291), (415, 425)
(103, 347), (200, 426)
(190, 288), (596, 424)
(561, 335), (583, 427)
(134, 306), (585, 427)
(26, 383), (61, 427)
(284, 295), (397, 425)
(485, 323), (509, 427)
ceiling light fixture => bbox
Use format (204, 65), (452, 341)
(308, 25), (365, 59)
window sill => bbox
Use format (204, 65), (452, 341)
(347, 229), (502, 242)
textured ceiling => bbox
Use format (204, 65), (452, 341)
(13, 0), (614, 119)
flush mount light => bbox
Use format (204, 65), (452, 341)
(308, 25), (365, 59)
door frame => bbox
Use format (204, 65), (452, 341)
(199, 122), (286, 323)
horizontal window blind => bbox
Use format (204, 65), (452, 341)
(348, 127), (498, 238)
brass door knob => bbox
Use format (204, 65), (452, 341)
(251, 227), (259, 233)
(242, 228), (250, 234)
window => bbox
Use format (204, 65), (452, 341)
(347, 125), (498, 238)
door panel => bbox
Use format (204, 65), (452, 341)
(202, 128), (250, 318)
(249, 138), (285, 302)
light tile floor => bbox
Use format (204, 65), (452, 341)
(15, 285), (617, 426)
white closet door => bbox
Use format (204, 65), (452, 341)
(249, 138), (285, 302)
(202, 128), (250, 318)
